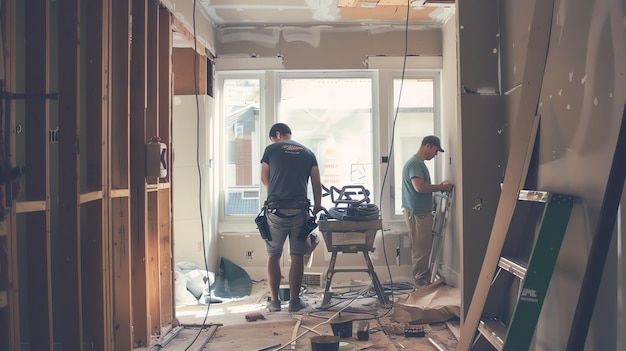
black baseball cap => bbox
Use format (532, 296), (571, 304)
(422, 135), (445, 152)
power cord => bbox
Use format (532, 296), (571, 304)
(377, 0), (412, 309)
(182, 0), (212, 349)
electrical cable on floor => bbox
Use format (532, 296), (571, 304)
(271, 286), (373, 351)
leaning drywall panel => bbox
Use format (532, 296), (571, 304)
(533, 0), (626, 349)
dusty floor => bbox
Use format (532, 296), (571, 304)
(156, 278), (460, 351)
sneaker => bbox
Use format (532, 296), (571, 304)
(288, 299), (309, 312)
(267, 300), (282, 312)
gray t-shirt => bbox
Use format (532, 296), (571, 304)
(401, 155), (432, 215)
(261, 139), (318, 202)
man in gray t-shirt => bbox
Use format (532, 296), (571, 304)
(260, 123), (323, 312)
(401, 135), (453, 286)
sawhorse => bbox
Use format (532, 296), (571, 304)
(317, 219), (389, 307)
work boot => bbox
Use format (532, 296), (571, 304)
(288, 299), (309, 312)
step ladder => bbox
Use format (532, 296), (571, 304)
(428, 191), (452, 283)
(470, 190), (574, 351)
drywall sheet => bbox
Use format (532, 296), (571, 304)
(458, 93), (506, 320)
(533, 0), (626, 349)
(457, 0), (500, 94)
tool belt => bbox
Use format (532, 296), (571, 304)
(255, 198), (317, 242)
(255, 206), (272, 241)
(266, 199), (310, 210)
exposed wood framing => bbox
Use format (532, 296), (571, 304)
(110, 0), (133, 348)
(57, 0), (83, 348)
(24, 0), (53, 350)
(1, 0), (19, 349)
(158, 7), (174, 329)
(2, 1), (175, 349)
(171, 15), (207, 56)
(147, 1), (161, 334)
(130, 0), (150, 345)
(84, 0), (110, 349)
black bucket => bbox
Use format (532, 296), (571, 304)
(310, 335), (339, 351)
(330, 319), (353, 338)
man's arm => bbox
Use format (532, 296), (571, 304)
(310, 165), (324, 214)
(411, 177), (454, 193)
(261, 162), (270, 187)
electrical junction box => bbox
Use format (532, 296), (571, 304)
(146, 138), (167, 178)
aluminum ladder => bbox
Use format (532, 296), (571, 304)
(428, 191), (452, 283)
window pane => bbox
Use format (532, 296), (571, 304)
(393, 78), (435, 215)
(223, 79), (261, 215)
(280, 78), (374, 209)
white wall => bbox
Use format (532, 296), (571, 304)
(172, 95), (218, 271)
(440, 12), (459, 287)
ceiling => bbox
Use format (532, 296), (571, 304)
(196, 0), (456, 28)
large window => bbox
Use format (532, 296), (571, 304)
(278, 75), (375, 209)
(222, 77), (262, 216)
(217, 71), (440, 224)
(391, 77), (437, 215)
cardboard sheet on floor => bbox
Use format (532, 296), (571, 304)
(393, 279), (461, 324)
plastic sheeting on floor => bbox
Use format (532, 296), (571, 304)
(213, 257), (252, 298)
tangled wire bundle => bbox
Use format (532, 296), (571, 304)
(327, 203), (380, 221)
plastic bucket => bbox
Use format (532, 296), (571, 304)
(330, 320), (353, 338)
(310, 335), (340, 351)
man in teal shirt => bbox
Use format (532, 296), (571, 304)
(402, 135), (453, 286)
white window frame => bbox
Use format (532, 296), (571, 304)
(217, 71), (269, 233)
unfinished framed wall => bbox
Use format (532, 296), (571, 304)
(0, 0), (176, 349)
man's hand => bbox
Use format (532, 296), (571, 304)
(440, 181), (454, 193)
(313, 205), (326, 216)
